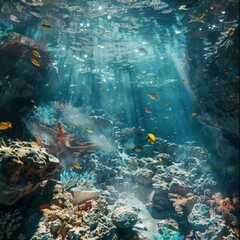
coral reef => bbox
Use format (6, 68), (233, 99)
(35, 122), (99, 164)
(0, 138), (59, 205)
(111, 206), (138, 229)
(0, 210), (23, 240)
(24, 180), (116, 240)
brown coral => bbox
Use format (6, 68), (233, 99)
(35, 122), (99, 164)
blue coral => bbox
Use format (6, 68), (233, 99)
(29, 106), (54, 125)
(192, 173), (217, 196)
(60, 167), (95, 190)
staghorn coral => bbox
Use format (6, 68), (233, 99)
(60, 167), (95, 191)
(35, 122), (99, 164)
(168, 193), (199, 217)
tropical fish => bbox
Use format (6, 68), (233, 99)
(192, 111), (198, 116)
(5, 75), (10, 79)
(198, 13), (205, 20)
(148, 133), (156, 144)
(149, 117), (155, 120)
(86, 129), (93, 133)
(138, 48), (147, 54)
(213, 123), (219, 127)
(163, 102), (169, 106)
(182, 80), (187, 83)
(144, 108), (152, 113)
(158, 157), (163, 162)
(133, 146), (143, 152)
(42, 23), (52, 29)
(164, 116), (170, 119)
(178, 5), (188, 10)
(228, 28), (235, 36)
(0, 121), (12, 130)
(72, 121), (77, 125)
(99, 88), (104, 91)
(73, 162), (82, 170)
(33, 50), (41, 58)
(31, 58), (40, 67)
(147, 92), (159, 100)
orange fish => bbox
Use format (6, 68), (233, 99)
(33, 50), (41, 58)
(0, 121), (12, 130)
(198, 13), (205, 20)
(42, 23), (52, 29)
(31, 58), (40, 67)
(144, 108), (152, 113)
(73, 162), (82, 170)
(147, 92), (159, 100)
(228, 28), (235, 36)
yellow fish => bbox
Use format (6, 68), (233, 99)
(0, 121), (12, 130)
(228, 28), (235, 36)
(164, 116), (170, 119)
(158, 157), (163, 162)
(72, 121), (77, 125)
(33, 50), (41, 58)
(192, 111), (198, 116)
(31, 58), (40, 67)
(148, 133), (156, 144)
(42, 23), (52, 29)
(73, 162), (82, 170)
(149, 117), (155, 120)
(86, 129), (93, 133)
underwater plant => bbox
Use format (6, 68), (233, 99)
(60, 167), (95, 191)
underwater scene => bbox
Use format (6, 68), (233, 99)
(0, 0), (239, 239)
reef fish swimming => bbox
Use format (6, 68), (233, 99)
(0, 121), (12, 130)
(148, 133), (156, 144)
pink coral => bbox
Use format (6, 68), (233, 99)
(168, 192), (199, 217)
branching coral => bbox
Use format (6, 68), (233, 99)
(60, 167), (95, 191)
(35, 122), (99, 163)
(168, 193), (199, 217)
(210, 192), (239, 227)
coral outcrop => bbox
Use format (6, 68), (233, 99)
(0, 138), (59, 205)
(111, 205), (138, 229)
